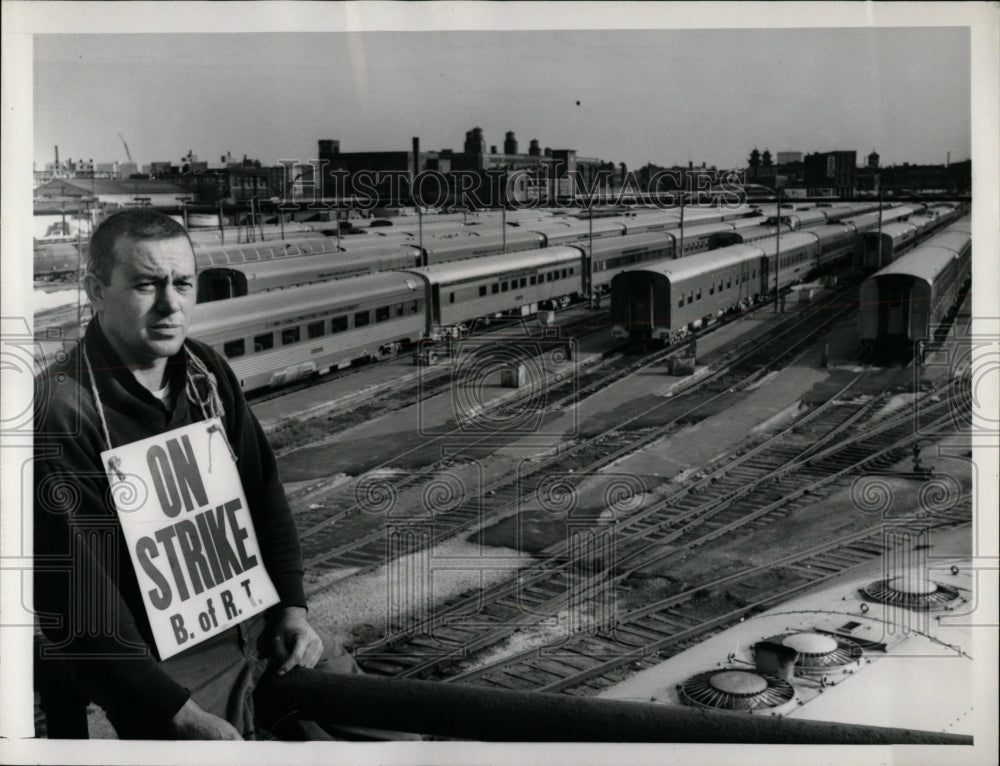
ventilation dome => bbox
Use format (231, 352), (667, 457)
(679, 669), (795, 713)
(764, 631), (863, 676)
(860, 574), (962, 610)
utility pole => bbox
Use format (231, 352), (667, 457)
(678, 187), (685, 258)
(588, 202), (594, 306)
(876, 175), (883, 269)
(774, 186), (782, 311)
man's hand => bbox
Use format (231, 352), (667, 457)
(168, 698), (243, 740)
(272, 606), (324, 675)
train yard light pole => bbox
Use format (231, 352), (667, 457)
(678, 188), (685, 258)
(175, 197), (191, 230)
(502, 203), (507, 254)
(588, 202), (594, 306)
(774, 186), (782, 312)
(876, 176), (883, 268)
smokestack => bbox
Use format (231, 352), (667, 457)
(412, 136), (420, 174)
(55, 145), (59, 170)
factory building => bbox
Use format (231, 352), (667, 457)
(317, 128), (612, 208)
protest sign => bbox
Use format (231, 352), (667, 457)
(101, 418), (280, 659)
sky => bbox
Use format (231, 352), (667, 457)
(33, 26), (970, 173)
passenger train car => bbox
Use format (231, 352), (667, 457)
(608, 225), (856, 344)
(195, 245), (424, 302)
(858, 217), (971, 359)
(610, 246), (768, 343)
(189, 235), (686, 388)
(189, 271), (428, 390)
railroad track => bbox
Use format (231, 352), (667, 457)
(351, 392), (968, 680)
(296, 286), (860, 575)
(440, 514), (971, 696)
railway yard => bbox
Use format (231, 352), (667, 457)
(30, 202), (979, 740)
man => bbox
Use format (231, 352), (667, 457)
(33, 210), (400, 740)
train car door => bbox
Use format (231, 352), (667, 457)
(878, 275), (909, 340)
(431, 283), (441, 325)
(197, 269), (237, 303)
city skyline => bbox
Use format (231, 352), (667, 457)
(33, 27), (970, 174)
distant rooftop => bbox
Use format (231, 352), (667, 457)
(34, 178), (190, 198)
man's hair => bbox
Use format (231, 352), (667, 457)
(88, 209), (193, 283)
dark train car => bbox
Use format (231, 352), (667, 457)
(610, 245), (766, 343)
(33, 242), (82, 280)
(859, 218), (971, 358)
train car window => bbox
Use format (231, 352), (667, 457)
(331, 315), (348, 333)
(479, 286), (488, 297)
(308, 321), (325, 339)
(410, 300), (419, 314)
(709, 285), (715, 295)
(355, 310), (371, 327)
(562, 269), (569, 278)
(376, 305), (391, 322)
(678, 297), (684, 308)
(719, 280), (724, 291)
(727, 278), (732, 288)
(448, 293), (455, 305)
(223, 339), (245, 359)
(501, 281), (509, 292)
(520, 277), (528, 288)
(492, 283), (500, 294)
(696, 288), (702, 300)
(530, 275), (537, 286)
(282, 327), (300, 345)
(396, 303), (405, 317)
(254, 333), (274, 352)
(687, 294), (693, 305)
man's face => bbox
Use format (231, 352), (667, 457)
(86, 235), (197, 367)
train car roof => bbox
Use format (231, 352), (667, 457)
(194, 236), (343, 263)
(808, 223), (855, 238)
(597, 549), (975, 737)
(766, 210), (828, 226)
(403, 246), (584, 284)
(864, 221), (917, 237)
(676, 221), (734, 237)
(946, 216), (971, 234)
(728, 215), (769, 230)
(588, 231), (674, 255)
(199, 248), (418, 280)
(526, 219), (627, 236)
(622, 244), (765, 282)
(873, 244), (968, 284)
(419, 229), (546, 257)
(753, 231), (821, 254)
(190, 270), (424, 329)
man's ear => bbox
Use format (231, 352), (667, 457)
(82, 273), (106, 314)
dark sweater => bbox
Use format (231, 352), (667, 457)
(34, 319), (305, 723)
